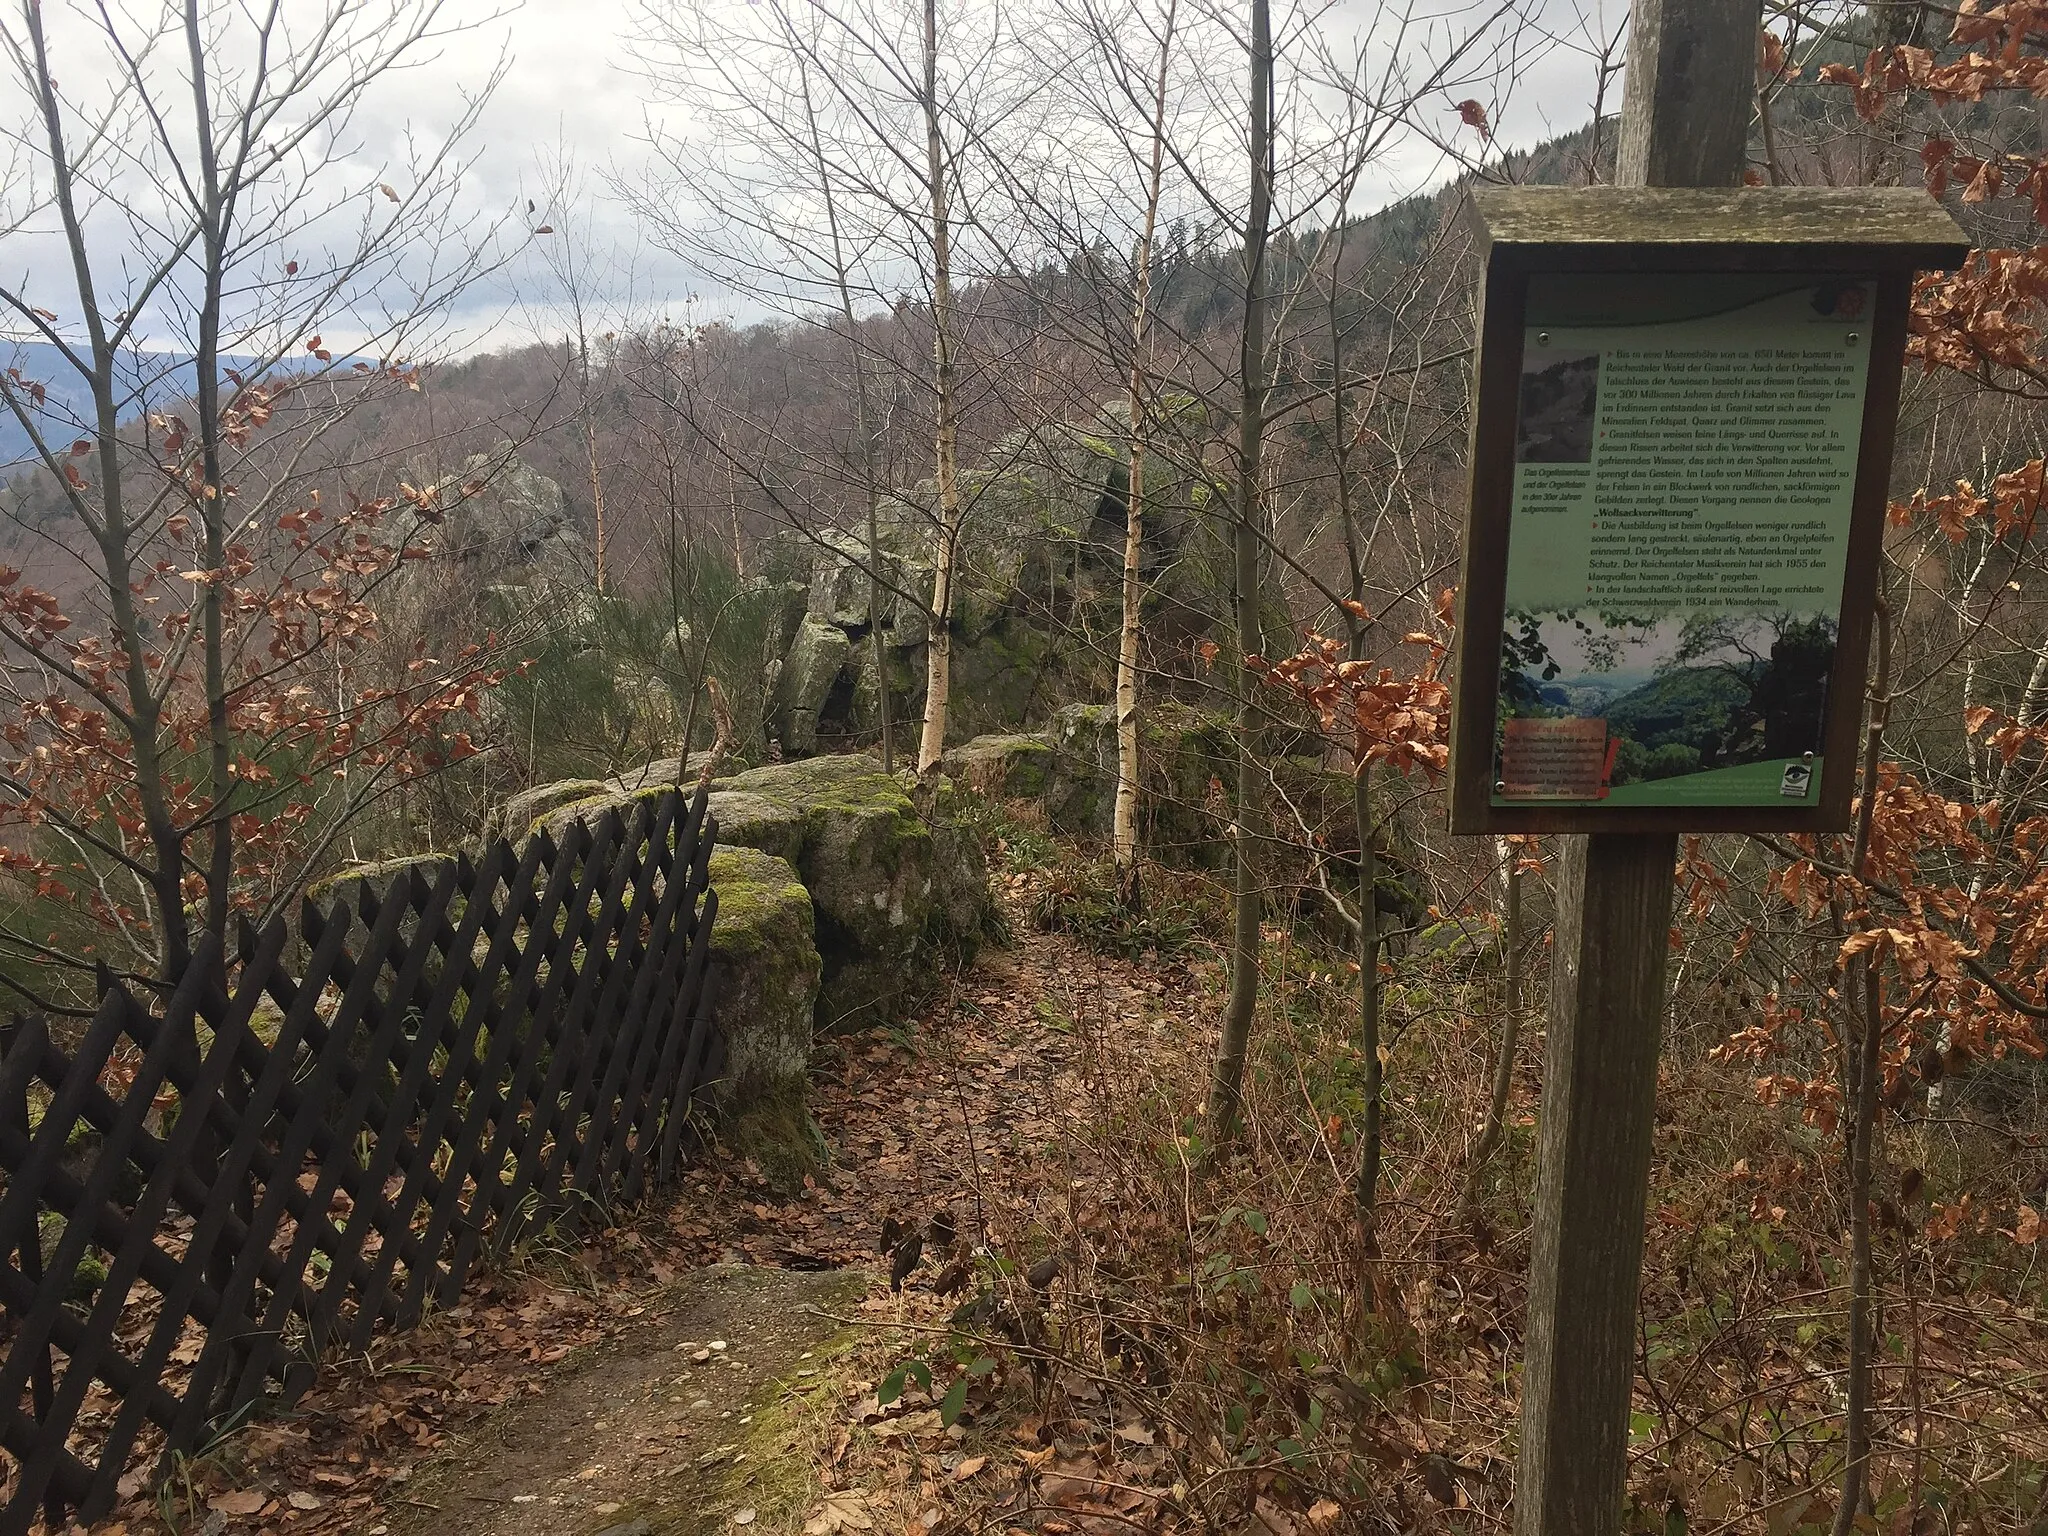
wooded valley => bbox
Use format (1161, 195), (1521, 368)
(2, 0), (2047, 1531)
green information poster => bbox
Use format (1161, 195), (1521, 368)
(1493, 273), (1874, 808)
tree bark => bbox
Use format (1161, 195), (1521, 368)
(579, 329), (609, 594)
(186, 0), (236, 953)
(1466, 851), (1524, 1200)
(1206, 0), (1273, 1145)
(1354, 759), (1382, 1225)
(1833, 597), (1893, 1536)
(1112, 0), (1178, 898)
(915, 0), (961, 778)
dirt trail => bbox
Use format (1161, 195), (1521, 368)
(394, 1265), (863, 1536)
(181, 909), (1176, 1536)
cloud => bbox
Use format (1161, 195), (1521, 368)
(4, 0), (1623, 365)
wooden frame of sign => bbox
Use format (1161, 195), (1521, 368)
(1449, 187), (1968, 835)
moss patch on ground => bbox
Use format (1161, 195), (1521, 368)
(719, 1085), (831, 1197)
(393, 1265), (864, 1536)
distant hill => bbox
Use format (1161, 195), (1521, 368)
(1, 343), (260, 469)
(1604, 666), (1754, 753)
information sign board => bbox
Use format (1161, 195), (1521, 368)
(1450, 189), (1969, 834)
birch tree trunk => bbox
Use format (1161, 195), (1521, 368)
(915, 0), (961, 778)
(1111, 0), (1178, 899)
(579, 328), (609, 594)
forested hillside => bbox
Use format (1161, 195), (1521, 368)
(3, 0), (2047, 1533)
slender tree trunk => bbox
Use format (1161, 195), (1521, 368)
(186, 0), (233, 952)
(1467, 850), (1524, 1203)
(1354, 759), (1382, 1220)
(1834, 595), (1893, 1536)
(1112, 0), (1178, 898)
(1322, 143), (1382, 1231)
(869, 450), (894, 774)
(579, 328), (609, 594)
(28, 0), (191, 976)
(915, 0), (960, 778)
(1206, 0), (1273, 1145)
(1113, 405), (1146, 881)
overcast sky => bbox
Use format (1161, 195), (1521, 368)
(4, 0), (1624, 364)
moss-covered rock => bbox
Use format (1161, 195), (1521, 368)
(1046, 702), (1116, 835)
(705, 846), (822, 1105)
(483, 778), (608, 843)
(851, 639), (918, 737)
(771, 617), (853, 755)
(530, 784), (668, 847)
(304, 851), (449, 908)
(943, 732), (1055, 798)
(1141, 702), (1233, 867)
(37, 1214), (108, 1304)
(746, 405), (1259, 757)
(504, 754), (992, 1067)
(718, 1084), (831, 1194)
(1033, 700), (1235, 863)
(705, 788), (806, 864)
(708, 754), (989, 1032)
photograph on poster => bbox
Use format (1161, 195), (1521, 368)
(1515, 350), (1600, 463)
(1491, 272), (1872, 809)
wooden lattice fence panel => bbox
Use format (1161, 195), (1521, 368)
(0, 785), (721, 1530)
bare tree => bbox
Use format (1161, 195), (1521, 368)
(1108, 0), (1180, 896)
(625, 0), (1034, 775)
(0, 0), (511, 993)
(525, 143), (628, 595)
(1206, 0), (1274, 1144)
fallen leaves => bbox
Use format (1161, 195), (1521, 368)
(805, 1490), (875, 1534)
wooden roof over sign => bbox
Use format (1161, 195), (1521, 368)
(1468, 186), (1971, 273)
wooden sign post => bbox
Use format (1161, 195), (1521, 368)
(1445, 5), (1969, 1530)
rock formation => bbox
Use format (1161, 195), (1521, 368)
(523, 753), (990, 1108)
(753, 407), (1282, 755)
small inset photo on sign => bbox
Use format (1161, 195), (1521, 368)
(1515, 348), (1600, 463)
(1495, 608), (1835, 806)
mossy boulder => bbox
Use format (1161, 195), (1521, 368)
(304, 852), (448, 910)
(507, 752), (992, 1047)
(771, 617), (853, 755)
(704, 788), (806, 864)
(943, 733), (1055, 798)
(530, 784), (669, 847)
(748, 407), (1252, 757)
(484, 778), (607, 843)
(1140, 702), (1233, 867)
(1046, 702), (1116, 835)
(1035, 700), (1234, 863)
(851, 639), (918, 737)
(707, 754), (989, 1032)
(704, 847), (822, 1105)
